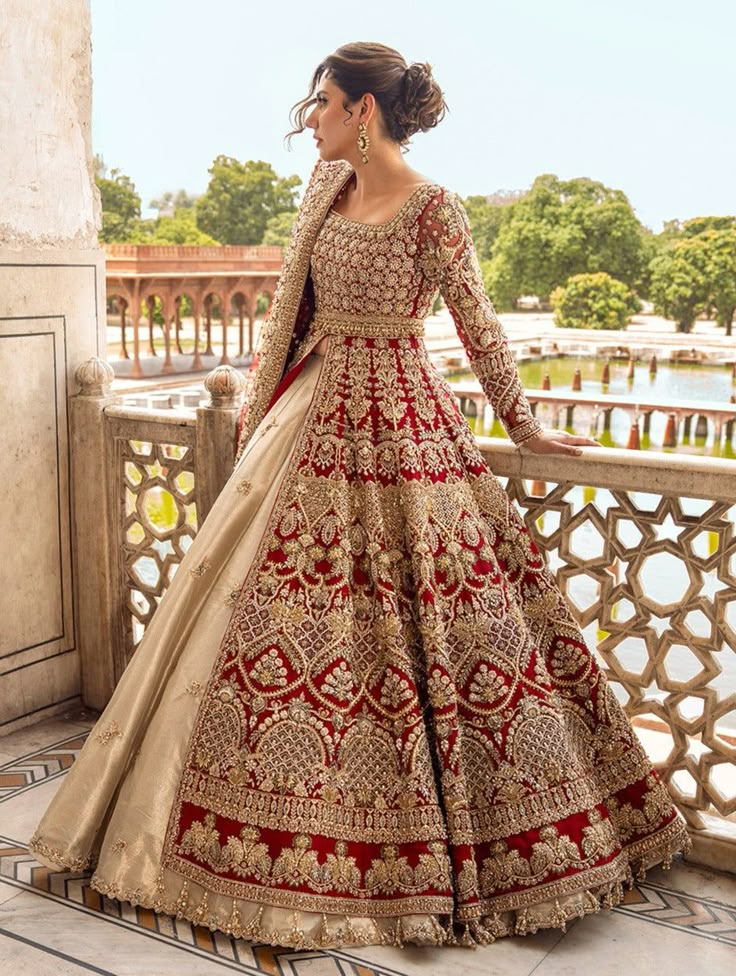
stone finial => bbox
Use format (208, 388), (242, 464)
(75, 357), (115, 396)
(204, 365), (246, 407)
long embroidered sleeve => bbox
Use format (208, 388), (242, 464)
(418, 190), (544, 446)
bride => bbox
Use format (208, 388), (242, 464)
(30, 40), (690, 949)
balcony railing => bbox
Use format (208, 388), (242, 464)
(70, 357), (736, 876)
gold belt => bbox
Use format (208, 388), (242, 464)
(309, 310), (425, 339)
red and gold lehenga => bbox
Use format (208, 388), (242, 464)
(30, 159), (690, 948)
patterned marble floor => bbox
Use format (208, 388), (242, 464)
(1, 707), (735, 975)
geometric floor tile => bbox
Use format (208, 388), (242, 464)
(616, 880), (736, 944)
(0, 733), (90, 802)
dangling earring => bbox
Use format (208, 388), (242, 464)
(357, 121), (370, 164)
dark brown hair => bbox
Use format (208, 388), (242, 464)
(285, 41), (448, 151)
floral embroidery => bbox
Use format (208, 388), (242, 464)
(237, 479), (253, 495)
(189, 556), (211, 578)
(259, 416), (279, 437)
(95, 720), (123, 745)
(185, 681), (204, 698)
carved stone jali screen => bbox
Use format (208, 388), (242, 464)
(121, 438), (198, 655)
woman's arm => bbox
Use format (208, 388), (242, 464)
(417, 190), (599, 456)
(417, 190), (544, 446)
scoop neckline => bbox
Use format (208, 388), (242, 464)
(328, 179), (440, 229)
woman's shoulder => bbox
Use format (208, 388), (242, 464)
(311, 158), (352, 188)
(416, 181), (469, 232)
(314, 158), (352, 176)
(298, 159), (352, 206)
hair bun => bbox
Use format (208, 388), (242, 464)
(395, 61), (446, 140)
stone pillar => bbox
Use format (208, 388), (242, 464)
(204, 295), (214, 356)
(161, 292), (175, 373)
(69, 359), (123, 708)
(220, 292), (232, 366)
(195, 366), (246, 522)
(237, 295), (245, 357)
(128, 281), (144, 379)
(191, 295), (204, 371)
(0, 1), (106, 732)
(146, 295), (158, 356)
(119, 299), (129, 358)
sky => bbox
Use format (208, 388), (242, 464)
(89, 0), (735, 232)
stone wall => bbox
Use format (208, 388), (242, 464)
(0, 0), (105, 732)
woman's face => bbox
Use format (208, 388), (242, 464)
(305, 75), (365, 162)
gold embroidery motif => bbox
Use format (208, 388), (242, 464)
(236, 479), (253, 495)
(112, 837), (127, 854)
(90, 817), (687, 948)
(176, 814), (451, 899)
(259, 416), (279, 437)
(185, 681), (204, 698)
(95, 720), (123, 745)
(27, 834), (92, 872)
(189, 556), (211, 578)
(309, 310), (425, 339)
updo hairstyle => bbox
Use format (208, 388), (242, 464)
(285, 41), (448, 150)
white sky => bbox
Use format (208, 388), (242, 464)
(90, 0), (736, 231)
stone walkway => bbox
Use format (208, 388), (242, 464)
(1, 709), (734, 975)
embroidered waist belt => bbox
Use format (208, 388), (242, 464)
(310, 310), (426, 339)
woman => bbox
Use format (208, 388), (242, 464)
(30, 41), (690, 949)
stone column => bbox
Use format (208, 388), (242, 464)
(69, 359), (123, 708)
(0, 0), (106, 732)
(191, 295), (204, 371)
(195, 366), (246, 522)
(161, 291), (175, 373)
(220, 291), (232, 366)
(128, 280), (144, 379)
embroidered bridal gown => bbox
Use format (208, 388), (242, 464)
(30, 168), (690, 949)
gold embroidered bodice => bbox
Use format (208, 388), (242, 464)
(311, 184), (443, 320)
(295, 180), (543, 447)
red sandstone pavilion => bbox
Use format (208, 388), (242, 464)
(105, 243), (283, 377)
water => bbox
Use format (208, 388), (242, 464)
(518, 356), (733, 404)
(450, 357), (736, 456)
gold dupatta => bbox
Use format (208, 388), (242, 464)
(234, 158), (354, 463)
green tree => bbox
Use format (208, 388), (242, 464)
(702, 228), (736, 335)
(486, 174), (647, 308)
(262, 211), (297, 247)
(551, 273), (639, 330)
(195, 157), (301, 245)
(649, 236), (710, 332)
(462, 191), (519, 262)
(130, 208), (218, 245)
(95, 155), (142, 243)
(682, 216), (736, 237)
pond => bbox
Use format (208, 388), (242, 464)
(449, 357), (736, 457)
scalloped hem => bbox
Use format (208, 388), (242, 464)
(66, 822), (691, 950)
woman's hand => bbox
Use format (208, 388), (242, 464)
(521, 428), (601, 456)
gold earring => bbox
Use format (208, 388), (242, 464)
(357, 121), (370, 164)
